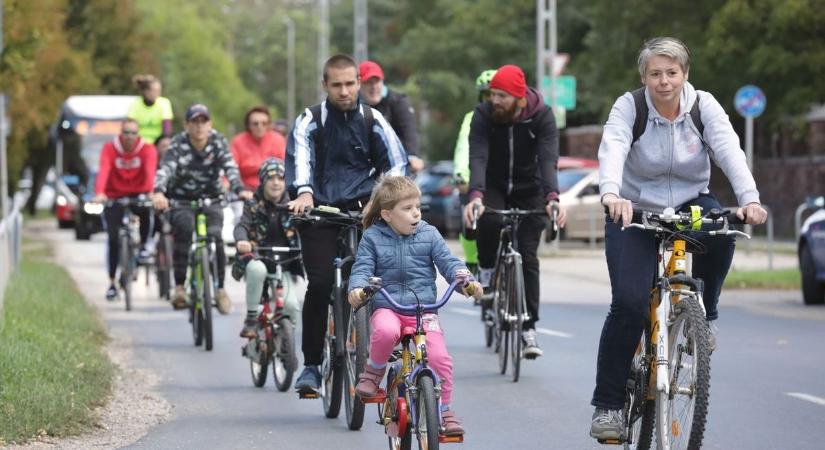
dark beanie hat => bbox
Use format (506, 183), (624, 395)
(489, 64), (527, 98)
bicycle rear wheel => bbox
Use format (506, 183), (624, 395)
(322, 303), (344, 418)
(415, 374), (440, 450)
(273, 318), (297, 392)
(624, 329), (654, 449)
(495, 264), (509, 375)
(509, 255), (525, 382)
(201, 248), (214, 351)
(385, 371), (412, 450)
(656, 296), (711, 450)
(345, 304), (368, 430)
(120, 235), (133, 311)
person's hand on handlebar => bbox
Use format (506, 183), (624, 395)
(602, 193), (633, 227)
(287, 192), (314, 215)
(462, 198), (484, 229)
(236, 240), (253, 254)
(737, 202), (768, 225)
(454, 269), (483, 300)
(152, 192), (169, 211)
(91, 194), (108, 204)
(348, 288), (365, 308)
(238, 190), (254, 201)
(546, 200), (568, 229)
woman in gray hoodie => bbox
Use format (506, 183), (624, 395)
(589, 37), (768, 441)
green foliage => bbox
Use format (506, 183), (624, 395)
(0, 250), (114, 443)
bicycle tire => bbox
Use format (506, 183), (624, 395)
(345, 304), (368, 430)
(201, 248), (214, 351)
(496, 264), (509, 375)
(415, 374), (440, 450)
(625, 329), (654, 449)
(250, 332), (269, 388)
(120, 235), (133, 311)
(273, 318), (297, 392)
(656, 296), (711, 450)
(322, 303), (344, 418)
(191, 289), (203, 347)
(509, 255), (525, 382)
(156, 235), (173, 300)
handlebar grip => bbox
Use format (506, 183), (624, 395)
(725, 210), (746, 225)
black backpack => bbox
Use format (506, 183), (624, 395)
(631, 87), (704, 145)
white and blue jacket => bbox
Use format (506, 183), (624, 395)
(285, 99), (408, 206)
(349, 220), (466, 315)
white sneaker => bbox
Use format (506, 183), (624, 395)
(708, 321), (719, 352)
(522, 329), (543, 359)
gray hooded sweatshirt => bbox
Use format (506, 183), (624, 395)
(598, 81), (760, 210)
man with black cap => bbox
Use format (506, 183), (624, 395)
(153, 103), (253, 312)
(461, 64), (568, 359)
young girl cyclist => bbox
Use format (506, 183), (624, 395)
(347, 175), (483, 436)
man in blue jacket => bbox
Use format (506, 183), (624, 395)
(286, 54), (408, 394)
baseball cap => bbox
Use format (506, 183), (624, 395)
(359, 60), (384, 81)
(185, 103), (211, 121)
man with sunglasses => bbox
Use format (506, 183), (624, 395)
(92, 118), (158, 301)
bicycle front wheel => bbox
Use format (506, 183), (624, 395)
(495, 265), (509, 374)
(201, 248), (214, 351)
(273, 317), (297, 392)
(656, 296), (711, 450)
(415, 374), (440, 450)
(509, 255), (525, 382)
(250, 333), (269, 388)
(322, 303), (344, 418)
(120, 235), (133, 311)
(345, 304), (368, 430)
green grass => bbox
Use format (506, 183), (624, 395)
(0, 243), (114, 445)
(724, 267), (801, 290)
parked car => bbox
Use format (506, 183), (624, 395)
(798, 196), (825, 305)
(417, 161), (461, 238)
(557, 167), (603, 241)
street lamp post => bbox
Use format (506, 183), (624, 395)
(354, 0), (368, 62)
(282, 15), (296, 121)
(317, 0), (329, 102)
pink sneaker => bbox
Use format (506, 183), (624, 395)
(355, 365), (385, 398)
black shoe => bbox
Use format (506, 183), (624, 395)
(105, 286), (118, 301)
(240, 315), (257, 339)
(295, 366), (321, 395)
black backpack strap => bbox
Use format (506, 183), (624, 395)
(309, 103), (323, 152)
(631, 87), (648, 145)
(689, 91), (704, 140)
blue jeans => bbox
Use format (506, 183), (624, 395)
(591, 194), (735, 409)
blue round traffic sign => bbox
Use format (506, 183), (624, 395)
(734, 85), (766, 118)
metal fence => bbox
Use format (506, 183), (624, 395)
(0, 192), (26, 332)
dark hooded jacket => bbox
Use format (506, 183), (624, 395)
(468, 87), (560, 202)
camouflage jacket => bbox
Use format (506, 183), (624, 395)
(153, 130), (243, 199)
(233, 193), (302, 276)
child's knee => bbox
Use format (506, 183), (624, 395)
(245, 260), (268, 282)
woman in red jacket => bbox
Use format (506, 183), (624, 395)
(230, 106), (286, 190)
(92, 119), (157, 300)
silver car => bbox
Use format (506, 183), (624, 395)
(558, 168), (603, 241)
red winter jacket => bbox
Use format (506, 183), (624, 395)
(95, 136), (157, 198)
(230, 131), (286, 189)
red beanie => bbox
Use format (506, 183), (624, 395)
(489, 65), (527, 98)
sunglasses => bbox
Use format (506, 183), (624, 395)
(122, 130), (139, 136)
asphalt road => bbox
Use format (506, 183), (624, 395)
(41, 224), (825, 450)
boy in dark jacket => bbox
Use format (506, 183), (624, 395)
(233, 158), (302, 338)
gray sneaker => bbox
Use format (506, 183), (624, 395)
(522, 329), (543, 359)
(589, 407), (623, 440)
(708, 320), (719, 352)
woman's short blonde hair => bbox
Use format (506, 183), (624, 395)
(637, 37), (690, 77)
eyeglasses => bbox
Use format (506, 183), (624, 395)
(250, 121), (270, 127)
(122, 130), (139, 136)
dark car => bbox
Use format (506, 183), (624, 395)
(798, 196), (825, 304)
(417, 161), (461, 238)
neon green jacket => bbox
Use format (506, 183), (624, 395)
(452, 110), (474, 182)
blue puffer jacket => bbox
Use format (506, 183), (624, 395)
(348, 220), (466, 315)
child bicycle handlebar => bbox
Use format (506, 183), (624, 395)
(357, 278), (464, 314)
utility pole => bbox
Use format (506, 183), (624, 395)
(536, 0), (557, 108)
(354, 0), (368, 62)
(317, 0), (330, 102)
(282, 15), (296, 121)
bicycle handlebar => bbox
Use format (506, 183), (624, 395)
(359, 277), (463, 314)
(291, 205), (363, 225)
(168, 196), (226, 209)
(101, 194), (154, 208)
(624, 208), (751, 239)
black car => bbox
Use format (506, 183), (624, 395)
(416, 161), (461, 238)
(799, 196), (825, 304)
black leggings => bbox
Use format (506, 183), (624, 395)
(168, 203), (226, 288)
(103, 203), (152, 279)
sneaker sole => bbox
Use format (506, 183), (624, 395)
(590, 429), (622, 440)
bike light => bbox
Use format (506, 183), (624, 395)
(83, 202), (104, 215)
(56, 195), (67, 206)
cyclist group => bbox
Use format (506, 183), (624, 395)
(93, 37), (768, 442)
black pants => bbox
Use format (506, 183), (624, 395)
(476, 189), (546, 330)
(591, 193), (735, 409)
(168, 203), (226, 288)
(297, 222), (342, 366)
(103, 203), (152, 279)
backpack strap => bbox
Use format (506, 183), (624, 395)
(631, 87), (648, 145)
(362, 104), (375, 149)
(309, 103), (324, 152)
(631, 87), (704, 144)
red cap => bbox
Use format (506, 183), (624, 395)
(489, 64), (527, 98)
(359, 60), (384, 81)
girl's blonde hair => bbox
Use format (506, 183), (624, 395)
(362, 175), (421, 228)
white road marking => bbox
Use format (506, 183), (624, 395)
(785, 392), (825, 407)
(448, 308), (574, 338)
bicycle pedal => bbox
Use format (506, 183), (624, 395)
(439, 435), (464, 444)
(360, 389), (386, 404)
(596, 438), (624, 445)
(297, 389), (320, 399)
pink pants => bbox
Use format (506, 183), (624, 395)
(369, 308), (454, 406)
